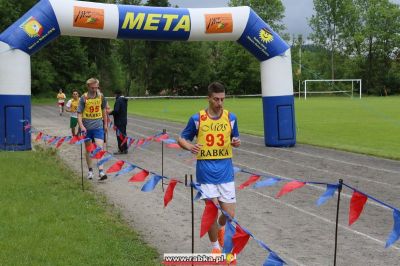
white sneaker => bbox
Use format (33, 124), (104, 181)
(98, 170), (107, 181)
(87, 171), (94, 180)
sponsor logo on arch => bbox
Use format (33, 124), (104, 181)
(205, 13), (233, 34)
(73, 6), (104, 29)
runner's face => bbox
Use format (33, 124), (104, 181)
(208, 92), (225, 114)
(72, 92), (79, 99)
(88, 83), (99, 94)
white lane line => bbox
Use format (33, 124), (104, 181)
(129, 116), (400, 174)
(128, 119), (399, 189)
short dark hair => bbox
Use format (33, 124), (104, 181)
(114, 89), (122, 95)
(207, 81), (225, 96)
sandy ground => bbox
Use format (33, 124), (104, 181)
(32, 105), (400, 266)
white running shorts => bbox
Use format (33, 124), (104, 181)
(200, 182), (236, 203)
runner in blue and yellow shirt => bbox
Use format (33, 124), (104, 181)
(77, 78), (108, 181)
(178, 81), (241, 254)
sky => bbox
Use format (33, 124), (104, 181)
(168, 0), (400, 39)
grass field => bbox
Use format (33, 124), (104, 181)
(0, 147), (159, 265)
(115, 96), (400, 160)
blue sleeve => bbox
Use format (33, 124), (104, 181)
(229, 113), (239, 138)
(180, 115), (198, 142)
(77, 96), (85, 113)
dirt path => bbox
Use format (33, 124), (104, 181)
(32, 105), (400, 266)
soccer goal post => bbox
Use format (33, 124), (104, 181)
(302, 79), (362, 99)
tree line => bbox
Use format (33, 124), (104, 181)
(0, 0), (398, 97)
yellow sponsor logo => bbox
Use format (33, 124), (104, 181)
(121, 12), (190, 32)
(259, 28), (274, 43)
(20, 16), (43, 38)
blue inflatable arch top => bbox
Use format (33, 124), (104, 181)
(0, 0), (295, 151)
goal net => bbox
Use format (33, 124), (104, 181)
(297, 79), (362, 99)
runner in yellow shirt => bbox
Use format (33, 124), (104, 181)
(65, 90), (80, 136)
(57, 89), (66, 116)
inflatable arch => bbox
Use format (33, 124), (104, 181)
(0, 0), (295, 151)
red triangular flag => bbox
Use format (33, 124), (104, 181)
(69, 135), (79, 144)
(92, 150), (106, 159)
(119, 133), (124, 141)
(137, 138), (145, 146)
(55, 137), (66, 148)
(47, 136), (56, 144)
(349, 191), (368, 226)
(276, 181), (306, 198)
(200, 200), (218, 238)
(106, 160), (125, 174)
(86, 142), (97, 153)
(35, 132), (43, 142)
(167, 143), (181, 149)
(232, 225), (250, 255)
(120, 137), (128, 147)
(164, 179), (178, 207)
(155, 134), (169, 142)
(146, 136), (154, 141)
(128, 170), (149, 182)
(238, 175), (261, 190)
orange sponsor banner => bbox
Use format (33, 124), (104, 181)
(73, 6), (104, 30)
(205, 13), (233, 34)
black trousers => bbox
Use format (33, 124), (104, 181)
(116, 124), (128, 152)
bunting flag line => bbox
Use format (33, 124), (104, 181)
(129, 169), (149, 182)
(232, 224), (250, 255)
(106, 160), (125, 174)
(349, 191), (368, 226)
(276, 181), (306, 198)
(200, 200), (218, 238)
(238, 175), (260, 190)
(316, 184), (339, 206)
(385, 209), (400, 248)
(164, 179), (178, 207)
(141, 175), (163, 192)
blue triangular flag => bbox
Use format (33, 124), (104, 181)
(75, 138), (90, 145)
(141, 175), (163, 192)
(51, 137), (60, 145)
(97, 155), (113, 167)
(263, 252), (285, 266)
(317, 184), (339, 206)
(115, 164), (136, 177)
(193, 191), (202, 201)
(253, 177), (282, 189)
(90, 147), (102, 157)
(64, 136), (72, 142)
(223, 221), (236, 254)
(163, 138), (177, 144)
(385, 209), (400, 248)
